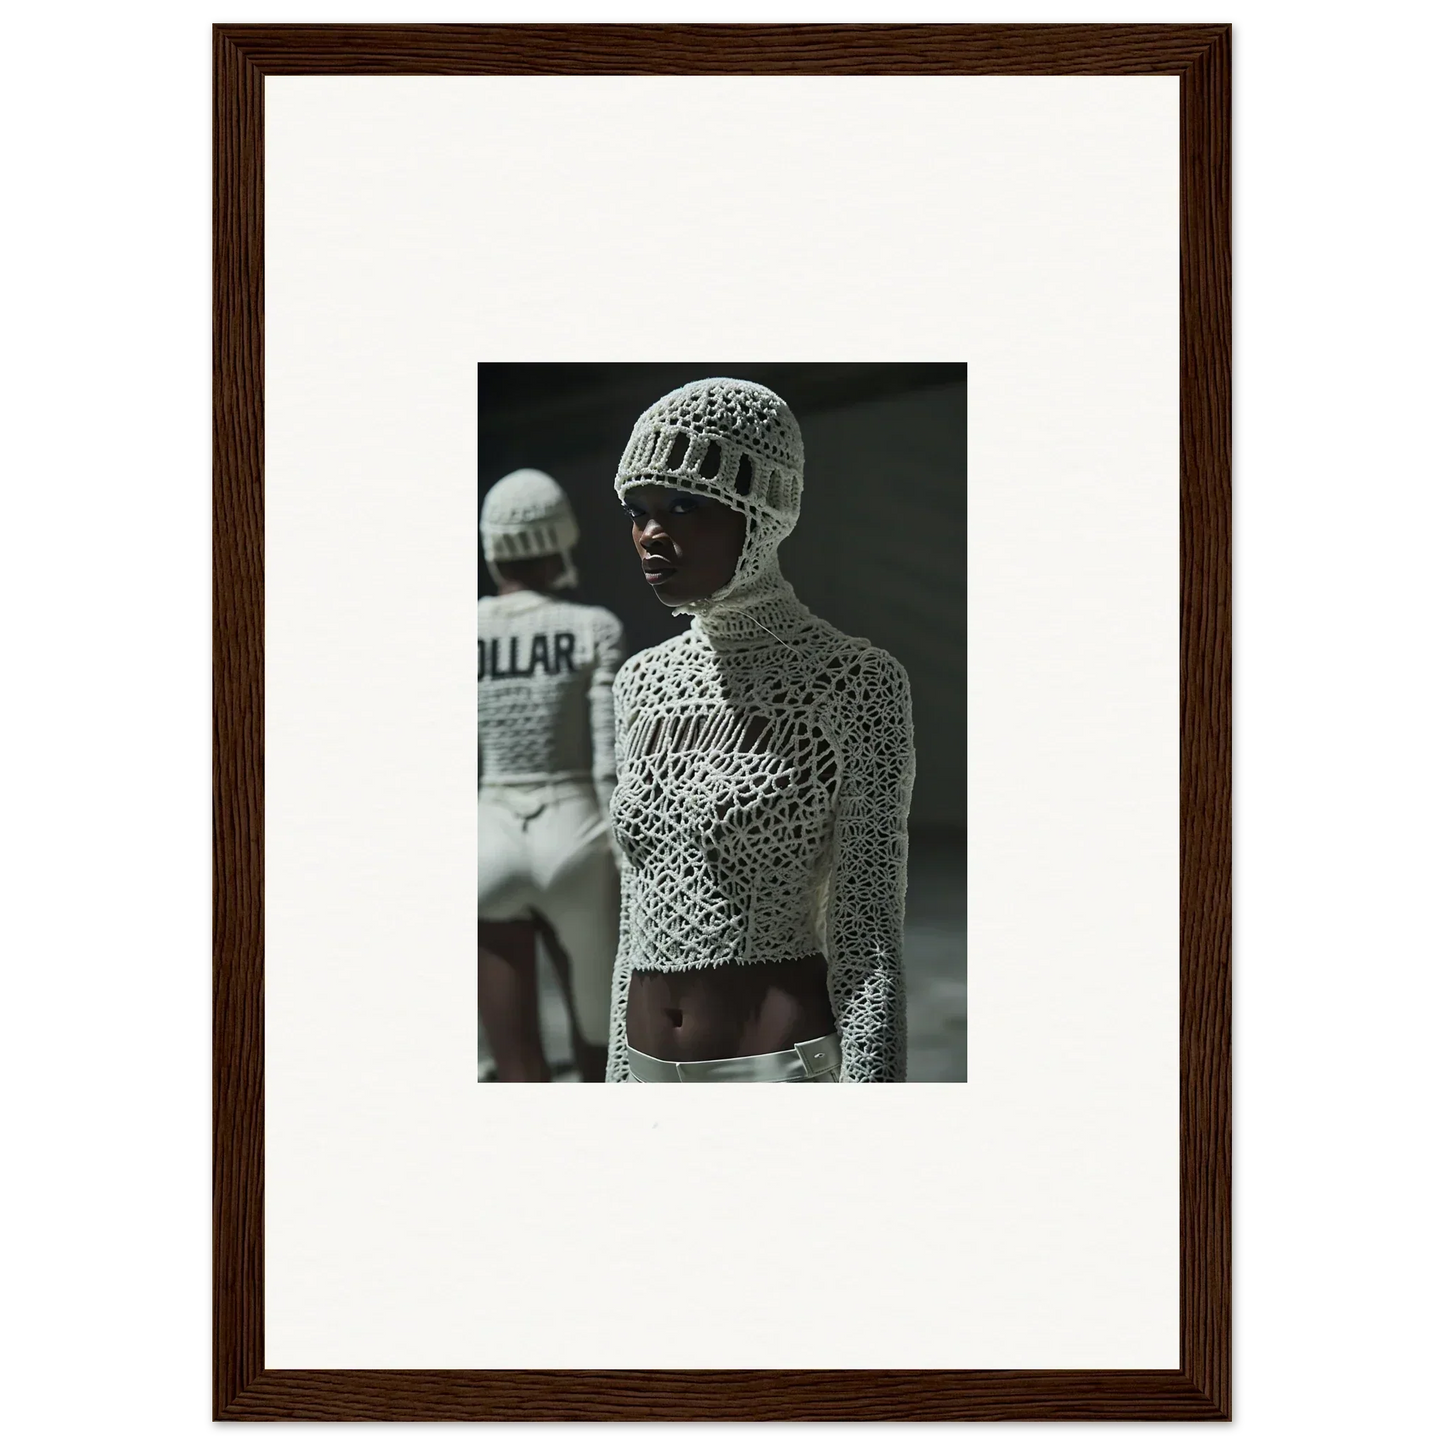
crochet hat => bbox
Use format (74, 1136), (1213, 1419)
(614, 378), (804, 607)
(480, 468), (580, 589)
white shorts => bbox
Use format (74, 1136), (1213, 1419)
(478, 780), (618, 1045)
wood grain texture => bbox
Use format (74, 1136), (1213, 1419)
(213, 24), (265, 1421)
(213, 22), (1230, 1422)
(219, 1368), (1223, 1422)
(1178, 22), (1232, 1423)
(218, 22), (1223, 76)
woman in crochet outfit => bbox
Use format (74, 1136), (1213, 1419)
(606, 379), (915, 1083)
(478, 469), (625, 1082)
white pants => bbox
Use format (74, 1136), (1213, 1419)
(478, 780), (618, 1045)
(626, 1033), (843, 1083)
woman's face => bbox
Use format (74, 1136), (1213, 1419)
(624, 486), (747, 605)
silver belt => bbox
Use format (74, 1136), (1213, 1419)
(626, 1033), (842, 1083)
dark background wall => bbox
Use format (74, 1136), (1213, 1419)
(478, 363), (966, 833)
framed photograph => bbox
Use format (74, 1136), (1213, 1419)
(215, 23), (1229, 1421)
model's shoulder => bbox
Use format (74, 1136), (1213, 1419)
(859, 639), (909, 682)
(616, 630), (693, 681)
(613, 643), (650, 691)
(635, 628), (696, 662)
(819, 634), (911, 700)
(799, 619), (871, 664)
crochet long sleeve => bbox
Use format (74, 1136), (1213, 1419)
(604, 661), (639, 1082)
(823, 647), (915, 1082)
(604, 866), (637, 1082)
(588, 610), (625, 816)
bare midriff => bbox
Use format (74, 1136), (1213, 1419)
(626, 953), (835, 1061)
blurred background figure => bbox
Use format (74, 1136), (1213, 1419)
(480, 366), (968, 1081)
(477, 468), (625, 1081)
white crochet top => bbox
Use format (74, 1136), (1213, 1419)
(603, 377), (916, 1082)
(477, 591), (625, 799)
(605, 582), (914, 1082)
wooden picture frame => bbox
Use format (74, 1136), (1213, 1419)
(214, 22), (1229, 1421)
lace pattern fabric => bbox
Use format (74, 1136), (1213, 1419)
(605, 599), (914, 1082)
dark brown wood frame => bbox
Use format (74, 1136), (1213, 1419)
(215, 22), (1230, 1422)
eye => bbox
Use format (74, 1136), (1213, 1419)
(668, 494), (703, 515)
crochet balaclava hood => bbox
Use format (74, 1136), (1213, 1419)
(614, 378), (804, 618)
(481, 468), (580, 591)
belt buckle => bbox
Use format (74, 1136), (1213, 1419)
(794, 1037), (833, 1077)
